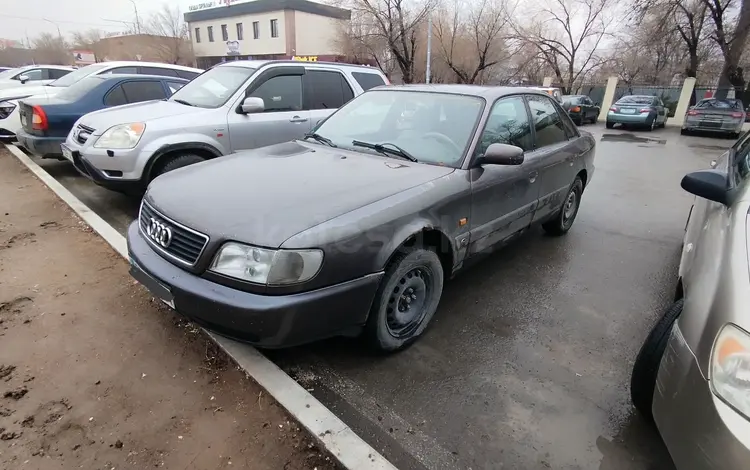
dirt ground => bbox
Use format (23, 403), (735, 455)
(0, 148), (339, 470)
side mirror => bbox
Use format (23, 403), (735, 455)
(18, 74), (30, 84)
(239, 96), (264, 114)
(478, 143), (524, 166)
(681, 170), (728, 205)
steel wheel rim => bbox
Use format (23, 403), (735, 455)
(563, 190), (578, 224)
(385, 267), (433, 338)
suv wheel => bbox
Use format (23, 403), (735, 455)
(154, 154), (206, 179)
(630, 299), (683, 422)
(365, 247), (444, 352)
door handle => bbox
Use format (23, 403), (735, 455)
(529, 171), (538, 183)
(289, 116), (308, 123)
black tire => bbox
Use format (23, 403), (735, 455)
(542, 176), (583, 236)
(153, 154), (206, 179)
(680, 128), (688, 135)
(646, 117), (656, 131)
(630, 299), (683, 422)
(590, 115), (598, 124)
(574, 117), (583, 126)
(365, 247), (444, 352)
(729, 132), (740, 139)
(605, 121), (614, 129)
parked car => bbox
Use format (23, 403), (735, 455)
(0, 67), (13, 73)
(0, 61), (201, 141)
(606, 95), (668, 131)
(15, 75), (189, 159)
(681, 98), (745, 138)
(62, 60), (389, 194)
(0, 64), (73, 91)
(561, 95), (600, 125)
(630, 130), (750, 469)
(529, 86), (563, 103)
(126, 85), (595, 352)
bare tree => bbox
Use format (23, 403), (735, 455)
(433, 0), (510, 84)
(516, 0), (612, 93)
(701, 0), (750, 97)
(32, 33), (70, 65)
(143, 4), (193, 65)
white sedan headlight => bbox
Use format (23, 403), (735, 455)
(94, 122), (145, 149)
(210, 242), (323, 286)
(711, 323), (750, 418)
(0, 101), (17, 119)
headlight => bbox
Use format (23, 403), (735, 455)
(209, 242), (323, 285)
(0, 101), (16, 119)
(711, 323), (750, 418)
(94, 122), (145, 149)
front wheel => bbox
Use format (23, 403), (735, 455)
(153, 154), (206, 180)
(630, 299), (683, 422)
(542, 176), (583, 236)
(365, 247), (444, 352)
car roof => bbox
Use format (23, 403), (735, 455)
(92, 61), (202, 72)
(87, 74), (189, 82)
(368, 84), (555, 100)
(215, 59), (384, 72)
(16, 64), (74, 70)
(618, 95), (654, 99)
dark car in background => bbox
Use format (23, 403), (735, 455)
(682, 98), (745, 138)
(16, 74), (188, 159)
(606, 95), (668, 131)
(562, 95), (599, 125)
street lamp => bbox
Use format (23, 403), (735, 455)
(128, 0), (142, 34)
(43, 18), (63, 42)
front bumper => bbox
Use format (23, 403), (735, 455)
(652, 323), (750, 469)
(126, 221), (383, 348)
(16, 130), (64, 158)
(67, 146), (144, 193)
(606, 112), (652, 125)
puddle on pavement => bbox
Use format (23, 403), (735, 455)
(600, 133), (666, 145)
(685, 143), (731, 151)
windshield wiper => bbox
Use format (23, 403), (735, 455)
(352, 140), (418, 162)
(303, 132), (336, 147)
(172, 99), (195, 107)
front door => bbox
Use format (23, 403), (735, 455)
(468, 95), (541, 255)
(227, 73), (311, 151)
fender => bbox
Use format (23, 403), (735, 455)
(143, 141), (223, 182)
(373, 219), (456, 272)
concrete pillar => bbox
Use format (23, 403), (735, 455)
(542, 77), (553, 87)
(669, 77), (697, 127)
(598, 76), (619, 122)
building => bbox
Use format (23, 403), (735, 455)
(90, 34), (193, 66)
(184, 0), (351, 69)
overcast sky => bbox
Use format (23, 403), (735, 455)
(0, 0), (197, 44)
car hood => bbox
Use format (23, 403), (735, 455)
(145, 141), (455, 248)
(80, 100), (208, 135)
(0, 84), (59, 101)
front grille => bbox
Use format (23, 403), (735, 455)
(139, 202), (209, 266)
(74, 124), (94, 145)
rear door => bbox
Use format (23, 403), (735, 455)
(226, 66), (309, 151)
(303, 69), (355, 126)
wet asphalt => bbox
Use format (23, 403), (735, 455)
(28, 126), (733, 470)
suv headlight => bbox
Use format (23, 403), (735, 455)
(94, 122), (145, 149)
(711, 323), (750, 418)
(210, 242), (323, 285)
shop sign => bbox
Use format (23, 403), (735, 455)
(291, 56), (318, 62)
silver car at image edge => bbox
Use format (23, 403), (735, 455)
(631, 130), (750, 468)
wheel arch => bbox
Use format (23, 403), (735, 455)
(144, 142), (222, 183)
(377, 224), (455, 278)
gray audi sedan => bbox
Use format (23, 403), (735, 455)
(127, 85), (595, 351)
(631, 130), (750, 468)
(681, 98), (745, 138)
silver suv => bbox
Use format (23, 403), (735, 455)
(61, 60), (389, 194)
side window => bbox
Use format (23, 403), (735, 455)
(105, 67), (138, 75)
(15, 69), (42, 81)
(121, 81), (168, 102)
(304, 70), (354, 110)
(167, 81), (186, 94)
(48, 69), (71, 79)
(475, 96), (533, 157)
(176, 70), (199, 80)
(141, 67), (178, 77)
(526, 95), (569, 147)
(249, 75), (302, 112)
(104, 85), (127, 106)
(351, 72), (385, 91)
(731, 132), (750, 186)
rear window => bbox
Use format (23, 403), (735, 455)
(55, 76), (106, 101)
(351, 72), (386, 91)
(695, 99), (742, 110)
(617, 96), (654, 105)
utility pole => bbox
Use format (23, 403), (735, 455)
(128, 0), (141, 34)
(44, 19), (63, 42)
(426, 14), (432, 84)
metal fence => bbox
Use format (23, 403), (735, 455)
(576, 84), (606, 106)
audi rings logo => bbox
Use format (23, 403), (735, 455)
(146, 218), (173, 248)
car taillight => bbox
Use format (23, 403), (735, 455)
(639, 108), (651, 113)
(31, 105), (48, 131)
(687, 110), (698, 116)
(731, 112), (744, 118)
(571, 106), (581, 112)
(609, 107), (617, 112)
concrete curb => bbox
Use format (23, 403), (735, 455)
(4, 143), (398, 470)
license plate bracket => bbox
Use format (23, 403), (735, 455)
(129, 258), (175, 309)
(60, 144), (73, 163)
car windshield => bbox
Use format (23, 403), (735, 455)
(313, 90), (485, 167)
(169, 66), (255, 108)
(695, 99), (742, 109)
(617, 96), (654, 105)
(55, 76), (106, 101)
(48, 64), (109, 87)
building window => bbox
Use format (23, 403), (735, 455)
(252, 21), (259, 39)
(194, 27), (201, 43)
(270, 19), (278, 38)
(236, 23), (243, 40)
(207, 26), (214, 42)
(221, 24), (228, 41)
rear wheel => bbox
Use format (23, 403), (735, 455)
(680, 128), (689, 135)
(542, 176), (583, 236)
(630, 299), (683, 422)
(365, 247), (444, 352)
(152, 154), (206, 180)
(606, 121), (614, 129)
(647, 117), (656, 131)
